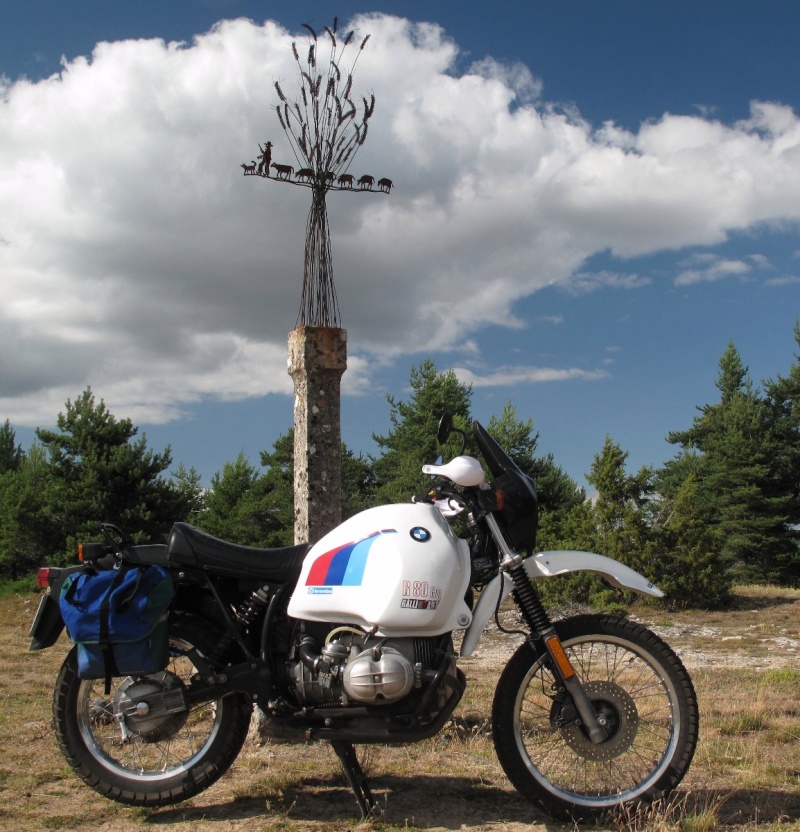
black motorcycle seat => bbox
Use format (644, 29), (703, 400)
(168, 522), (311, 581)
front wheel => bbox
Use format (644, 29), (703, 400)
(52, 613), (252, 806)
(492, 614), (698, 820)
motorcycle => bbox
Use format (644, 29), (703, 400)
(29, 413), (698, 820)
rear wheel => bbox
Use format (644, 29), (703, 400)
(492, 615), (698, 820)
(53, 613), (252, 806)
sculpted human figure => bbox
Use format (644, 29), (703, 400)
(257, 141), (273, 175)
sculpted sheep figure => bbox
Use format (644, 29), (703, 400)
(271, 163), (294, 180)
(358, 174), (375, 189)
(377, 177), (393, 193)
(296, 168), (314, 182)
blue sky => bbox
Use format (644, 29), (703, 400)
(1, 1), (799, 492)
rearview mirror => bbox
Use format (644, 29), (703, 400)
(436, 411), (453, 445)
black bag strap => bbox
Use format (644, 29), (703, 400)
(100, 566), (130, 694)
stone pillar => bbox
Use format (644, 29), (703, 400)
(287, 326), (347, 544)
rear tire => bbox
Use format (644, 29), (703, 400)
(492, 614), (698, 820)
(53, 613), (252, 806)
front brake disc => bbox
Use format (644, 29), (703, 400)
(559, 680), (640, 762)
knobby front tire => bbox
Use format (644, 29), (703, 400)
(492, 614), (698, 820)
(52, 613), (252, 807)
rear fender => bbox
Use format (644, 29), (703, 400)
(459, 550), (663, 658)
(28, 563), (89, 651)
(29, 592), (65, 651)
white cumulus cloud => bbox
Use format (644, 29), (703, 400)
(2, 13), (800, 425)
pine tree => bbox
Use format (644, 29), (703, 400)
(199, 452), (263, 544)
(171, 463), (205, 520)
(35, 388), (190, 558)
(341, 444), (377, 518)
(194, 435), (295, 548)
(667, 343), (792, 582)
(586, 436), (655, 574)
(372, 359), (472, 505)
(536, 436), (654, 613)
(763, 321), (800, 581)
(0, 444), (50, 579)
(651, 473), (732, 608)
(259, 430), (296, 546)
(0, 420), (24, 474)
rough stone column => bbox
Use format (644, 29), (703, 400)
(287, 326), (347, 545)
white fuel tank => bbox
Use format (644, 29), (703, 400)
(287, 503), (473, 637)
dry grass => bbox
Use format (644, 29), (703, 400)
(1, 586), (799, 831)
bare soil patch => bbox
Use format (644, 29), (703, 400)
(1, 586), (799, 831)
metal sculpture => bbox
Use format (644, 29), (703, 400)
(243, 18), (391, 328)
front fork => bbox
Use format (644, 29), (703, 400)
(485, 515), (608, 745)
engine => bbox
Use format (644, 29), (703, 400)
(287, 626), (445, 707)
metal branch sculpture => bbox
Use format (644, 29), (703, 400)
(244, 18), (388, 328)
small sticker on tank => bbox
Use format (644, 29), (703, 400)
(308, 587), (333, 594)
(401, 598), (439, 610)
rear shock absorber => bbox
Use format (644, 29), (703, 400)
(207, 585), (270, 666)
(235, 586), (271, 628)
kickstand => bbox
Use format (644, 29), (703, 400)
(331, 741), (376, 819)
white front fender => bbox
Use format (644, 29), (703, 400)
(459, 550), (663, 658)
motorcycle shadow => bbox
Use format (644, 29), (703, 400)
(145, 773), (553, 828)
(145, 781), (800, 829)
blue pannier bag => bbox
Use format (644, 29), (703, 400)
(59, 564), (174, 686)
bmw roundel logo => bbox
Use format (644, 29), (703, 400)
(410, 526), (431, 542)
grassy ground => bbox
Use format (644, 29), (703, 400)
(0, 586), (798, 832)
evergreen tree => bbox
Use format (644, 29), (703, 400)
(535, 437), (654, 613)
(668, 343), (792, 582)
(199, 452), (259, 541)
(486, 402), (540, 472)
(535, 435), (730, 612)
(341, 444), (377, 518)
(198, 452), (285, 546)
(763, 321), (800, 581)
(586, 436), (655, 576)
(258, 430), (295, 546)
(35, 388), (190, 558)
(372, 359), (472, 505)
(0, 419), (33, 579)
(0, 444), (50, 579)
(650, 473), (733, 608)
(172, 463), (205, 521)
(194, 433), (295, 548)
(0, 420), (24, 474)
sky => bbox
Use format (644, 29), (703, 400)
(1, 0), (800, 493)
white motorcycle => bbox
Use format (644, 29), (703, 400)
(30, 413), (697, 820)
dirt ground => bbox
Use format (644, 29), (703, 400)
(2, 586), (799, 832)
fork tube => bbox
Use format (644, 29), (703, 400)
(507, 563), (607, 745)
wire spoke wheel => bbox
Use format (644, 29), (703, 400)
(492, 615), (698, 820)
(53, 614), (251, 806)
(76, 640), (220, 781)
